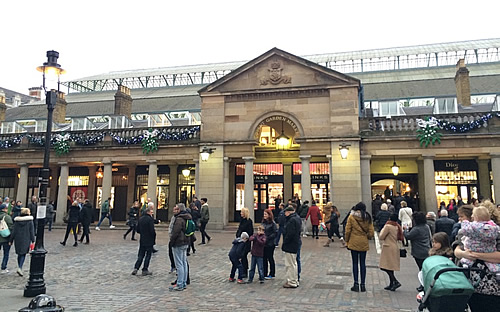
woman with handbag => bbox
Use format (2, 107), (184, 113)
(305, 200), (322, 239)
(379, 213), (403, 291)
(60, 201), (80, 247)
(9, 208), (34, 276)
(345, 202), (374, 292)
(403, 211), (431, 291)
(124, 201), (140, 241)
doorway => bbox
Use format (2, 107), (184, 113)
(254, 183), (267, 223)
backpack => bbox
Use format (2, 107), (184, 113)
(185, 219), (196, 237)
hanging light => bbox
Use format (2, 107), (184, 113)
(276, 120), (290, 150)
(339, 143), (350, 160)
(96, 166), (103, 179)
(200, 146), (214, 162)
(392, 157), (400, 176)
(182, 168), (191, 178)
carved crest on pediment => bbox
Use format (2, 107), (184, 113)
(260, 60), (291, 85)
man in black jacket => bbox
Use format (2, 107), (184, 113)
(435, 209), (455, 242)
(282, 206), (301, 288)
(132, 206), (156, 276)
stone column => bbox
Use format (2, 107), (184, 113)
(283, 163), (292, 203)
(491, 154), (500, 203)
(16, 164), (29, 205)
(147, 160), (158, 215)
(476, 158), (492, 201)
(326, 155), (333, 202)
(88, 167), (97, 206)
(56, 162), (69, 224)
(299, 155), (312, 205)
(222, 157), (230, 226)
(102, 160), (113, 206)
(193, 159), (200, 197)
(127, 166), (136, 204)
(168, 164), (178, 220)
(423, 156), (437, 213)
(49, 166), (58, 203)
(243, 157), (255, 221)
(360, 155), (372, 212)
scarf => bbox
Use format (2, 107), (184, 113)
(386, 220), (403, 241)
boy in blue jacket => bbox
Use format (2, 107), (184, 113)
(228, 232), (249, 283)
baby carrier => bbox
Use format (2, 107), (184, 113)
(417, 255), (482, 312)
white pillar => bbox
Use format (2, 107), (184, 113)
(56, 162), (69, 224)
(147, 160), (158, 215)
(360, 155), (372, 210)
(423, 156), (437, 213)
(300, 155), (312, 205)
(326, 155), (333, 202)
(243, 157), (255, 221)
(16, 163), (29, 205)
(194, 159), (200, 197)
(168, 164), (178, 219)
(102, 160), (113, 206)
(477, 158), (492, 201)
(491, 154), (500, 203)
(222, 157), (230, 226)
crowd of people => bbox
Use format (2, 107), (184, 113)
(1, 191), (499, 309)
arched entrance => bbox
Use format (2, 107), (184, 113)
(371, 174), (420, 211)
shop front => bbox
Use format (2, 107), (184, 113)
(434, 160), (479, 206)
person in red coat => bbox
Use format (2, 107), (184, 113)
(306, 200), (322, 239)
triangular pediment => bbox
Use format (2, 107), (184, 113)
(199, 48), (360, 94)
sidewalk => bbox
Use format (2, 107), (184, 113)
(1, 228), (420, 312)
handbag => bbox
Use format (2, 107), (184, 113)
(63, 211), (69, 223)
(0, 216), (11, 237)
(400, 248), (407, 258)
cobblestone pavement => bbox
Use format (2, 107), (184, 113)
(1, 226), (420, 312)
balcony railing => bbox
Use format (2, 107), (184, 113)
(361, 112), (500, 136)
(0, 125), (200, 150)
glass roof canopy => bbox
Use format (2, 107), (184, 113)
(62, 38), (500, 93)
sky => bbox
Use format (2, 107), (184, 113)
(1, 0), (500, 95)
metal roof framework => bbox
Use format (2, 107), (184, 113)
(62, 38), (500, 93)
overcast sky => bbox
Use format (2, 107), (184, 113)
(2, 0), (499, 95)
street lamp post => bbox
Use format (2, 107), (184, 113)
(24, 51), (65, 297)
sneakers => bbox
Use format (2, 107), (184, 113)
(228, 277), (235, 282)
(237, 279), (245, 284)
(302, 234), (307, 238)
(264, 275), (274, 280)
(1, 269), (9, 274)
(169, 267), (176, 274)
(109, 225), (116, 229)
(17, 268), (23, 276)
(73, 242), (78, 247)
(246, 280), (253, 284)
(131, 269), (138, 275)
(169, 285), (185, 291)
(95, 227), (100, 231)
(259, 280), (264, 284)
(142, 270), (152, 276)
(283, 283), (298, 288)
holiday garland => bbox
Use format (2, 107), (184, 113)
(141, 129), (159, 154)
(416, 117), (442, 147)
(53, 133), (71, 156)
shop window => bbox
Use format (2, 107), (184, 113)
(67, 176), (89, 186)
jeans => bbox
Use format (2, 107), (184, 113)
(241, 249), (249, 277)
(63, 222), (78, 244)
(248, 255), (264, 281)
(350, 250), (367, 284)
(263, 245), (275, 277)
(301, 218), (307, 234)
(0, 242), (10, 270)
(124, 224), (136, 239)
(173, 245), (189, 288)
(229, 257), (243, 280)
(275, 226), (283, 245)
(312, 224), (319, 237)
(414, 257), (425, 271)
(18, 254), (26, 269)
(134, 245), (153, 271)
(80, 223), (90, 243)
(46, 217), (53, 231)
(200, 221), (210, 243)
(96, 212), (112, 227)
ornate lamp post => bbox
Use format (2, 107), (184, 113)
(24, 51), (65, 297)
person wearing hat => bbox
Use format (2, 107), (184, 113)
(228, 231), (249, 284)
(0, 203), (14, 273)
(282, 206), (301, 288)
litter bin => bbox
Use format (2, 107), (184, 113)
(19, 294), (64, 312)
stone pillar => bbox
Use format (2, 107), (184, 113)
(56, 162), (69, 224)
(222, 157), (230, 226)
(127, 166), (136, 204)
(168, 164), (178, 220)
(477, 158), (492, 201)
(102, 160), (113, 208)
(283, 163), (292, 202)
(147, 160), (158, 215)
(88, 167), (97, 206)
(114, 85), (133, 118)
(417, 158), (425, 212)
(326, 155), (333, 202)
(454, 59), (471, 107)
(16, 164), (29, 205)
(300, 155), (312, 205)
(423, 156), (437, 213)
(360, 155), (372, 212)
(491, 154), (500, 203)
(49, 166), (58, 203)
(243, 157), (255, 221)
(194, 159), (200, 197)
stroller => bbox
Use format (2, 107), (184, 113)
(417, 255), (483, 312)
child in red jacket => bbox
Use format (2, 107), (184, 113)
(247, 225), (267, 283)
